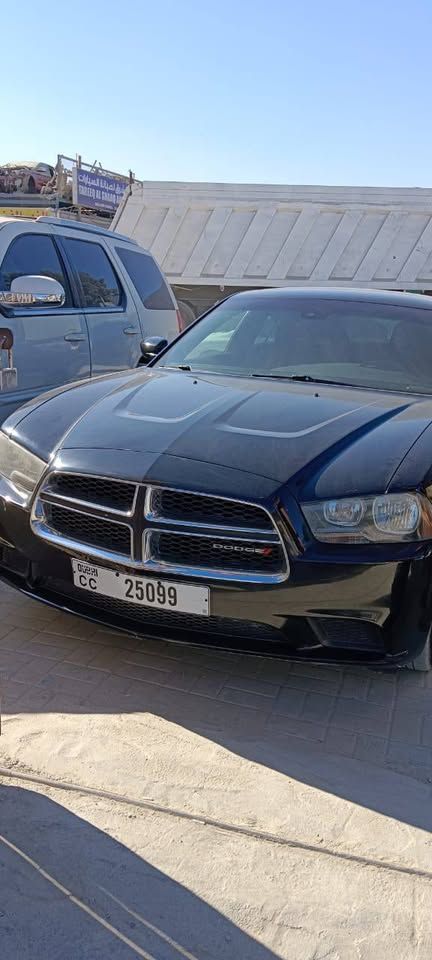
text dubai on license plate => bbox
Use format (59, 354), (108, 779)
(71, 560), (209, 616)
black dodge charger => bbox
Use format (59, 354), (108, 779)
(2, 287), (432, 670)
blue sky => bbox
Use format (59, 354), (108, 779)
(3, 0), (431, 186)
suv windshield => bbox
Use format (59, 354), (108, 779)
(156, 295), (432, 394)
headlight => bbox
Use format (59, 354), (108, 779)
(302, 492), (432, 543)
(0, 432), (46, 500)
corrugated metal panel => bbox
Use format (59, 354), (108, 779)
(244, 210), (299, 277)
(113, 181), (432, 290)
(286, 211), (342, 278)
(163, 208), (211, 275)
(330, 214), (386, 279)
(203, 210), (255, 276)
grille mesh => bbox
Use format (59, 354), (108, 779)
(44, 504), (131, 557)
(47, 474), (136, 512)
(153, 532), (283, 573)
(151, 488), (272, 530)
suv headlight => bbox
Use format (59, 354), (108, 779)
(0, 432), (46, 500)
(302, 492), (432, 543)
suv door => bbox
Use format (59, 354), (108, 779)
(58, 235), (142, 375)
(0, 226), (90, 420)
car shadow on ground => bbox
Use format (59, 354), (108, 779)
(0, 783), (282, 960)
(1, 585), (432, 839)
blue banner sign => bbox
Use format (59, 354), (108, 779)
(73, 167), (129, 212)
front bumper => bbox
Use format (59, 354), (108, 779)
(1, 482), (431, 667)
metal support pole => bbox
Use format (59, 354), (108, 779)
(55, 154), (62, 218)
(76, 153), (82, 221)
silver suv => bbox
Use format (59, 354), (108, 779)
(0, 216), (179, 422)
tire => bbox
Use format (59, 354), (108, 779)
(177, 300), (196, 329)
(407, 630), (431, 671)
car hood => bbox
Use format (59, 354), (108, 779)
(36, 369), (432, 500)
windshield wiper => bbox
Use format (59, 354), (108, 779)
(252, 373), (353, 387)
(161, 364), (192, 371)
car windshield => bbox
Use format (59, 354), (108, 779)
(156, 294), (432, 394)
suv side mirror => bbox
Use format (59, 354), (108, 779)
(0, 275), (66, 308)
(140, 336), (168, 363)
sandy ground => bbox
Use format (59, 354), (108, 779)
(0, 583), (432, 957)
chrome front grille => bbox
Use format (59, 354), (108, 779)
(146, 487), (273, 531)
(32, 472), (136, 566)
(147, 530), (285, 575)
(43, 473), (136, 514)
(43, 503), (132, 558)
(32, 473), (289, 582)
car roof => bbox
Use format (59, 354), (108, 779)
(37, 216), (139, 245)
(0, 216), (139, 246)
(0, 216), (42, 229)
(2, 160), (36, 168)
(230, 286), (432, 310)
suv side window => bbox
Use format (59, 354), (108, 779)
(61, 238), (121, 308)
(115, 247), (173, 309)
(0, 233), (72, 306)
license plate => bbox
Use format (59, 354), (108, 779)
(71, 559), (209, 616)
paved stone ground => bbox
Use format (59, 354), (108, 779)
(0, 580), (431, 784)
(1, 580), (432, 958)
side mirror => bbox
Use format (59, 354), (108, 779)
(0, 275), (66, 308)
(140, 336), (168, 363)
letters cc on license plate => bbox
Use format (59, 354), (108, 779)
(71, 559), (209, 616)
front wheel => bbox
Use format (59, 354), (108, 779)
(177, 300), (196, 329)
(407, 630), (431, 671)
